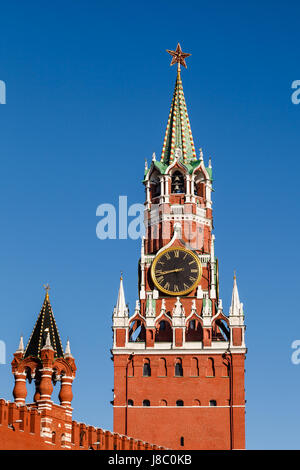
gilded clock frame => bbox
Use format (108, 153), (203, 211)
(151, 246), (202, 296)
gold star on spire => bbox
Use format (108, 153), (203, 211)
(166, 43), (191, 70)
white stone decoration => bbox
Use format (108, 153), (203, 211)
(113, 276), (129, 318)
(196, 285), (203, 299)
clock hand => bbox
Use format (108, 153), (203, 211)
(158, 268), (184, 275)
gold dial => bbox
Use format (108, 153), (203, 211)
(151, 247), (202, 296)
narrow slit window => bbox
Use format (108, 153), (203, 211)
(175, 361), (183, 377)
(143, 359), (151, 377)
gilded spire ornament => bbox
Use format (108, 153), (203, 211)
(166, 43), (191, 70)
(43, 283), (50, 301)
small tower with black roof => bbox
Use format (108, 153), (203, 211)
(11, 286), (76, 446)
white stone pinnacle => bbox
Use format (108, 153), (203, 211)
(173, 297), (183, 317)
(16, 335), (24, 354)
(42, 331), (54, 351)
(229, 273), (243, 317)
(114, 276), (128, 317)
(202, 293), (212, 317)
(146, 293), (155, 317)
(65, 339), (72, 358)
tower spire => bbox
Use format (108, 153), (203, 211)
(24, 287), (64, 358)
(114, 273), (128, 317)
(229, 271), (243, 317)
(161, 44), (196, 165)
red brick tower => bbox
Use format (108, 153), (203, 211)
(11, 287), (76, 448)
(112, 44), (246, 450)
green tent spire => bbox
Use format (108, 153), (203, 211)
(160, 66), (197, 165)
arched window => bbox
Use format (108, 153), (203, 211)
(150, 172), (161, 199)
(128, 399), (134, 407)
(143, 359), (151, 377)
(221, 362), (230, 377)
(175, 358), (183, 377)
(193, 399), (201, 406)
(194, 172), (205, 197)
(213, 319), (230, 341)
(61, 433), (66, 446)
(206, 357), (215, 377)
(180, 436), (184, 446)
(191, 357), (199, 377)
(186, 319), (203, 342)
(209, 400), (217, 407)
(52, 431), (56, 444)
(129, 319), (146, 343)
(143, 399), (150, 407)
(176, 400), (184, 407)
(158, 357), (167, 377)
(171, 171), (185, 193)
(128, 359), (134, 377)
(155, 318), (172, 342)
(160, 399), (167, 406)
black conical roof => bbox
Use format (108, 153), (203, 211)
(24, 293), (64, 359)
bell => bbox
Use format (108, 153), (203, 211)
(172, 175), (180, 193)
(174, 178), (182, 193)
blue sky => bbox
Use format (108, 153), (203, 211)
(0, 0), (300, 449)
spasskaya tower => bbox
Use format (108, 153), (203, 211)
(112, 44), (246, 450)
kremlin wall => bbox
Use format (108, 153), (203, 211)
(0, 291), (164, 451)
(0, 399), (162, 450)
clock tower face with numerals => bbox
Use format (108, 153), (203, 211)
(151, 247), (202, 296)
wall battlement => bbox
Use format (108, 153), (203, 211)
(0, 399), (164, 450)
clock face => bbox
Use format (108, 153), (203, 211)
(151, 247), (202, 296)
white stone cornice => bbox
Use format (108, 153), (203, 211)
(112, 344), (247, 354)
